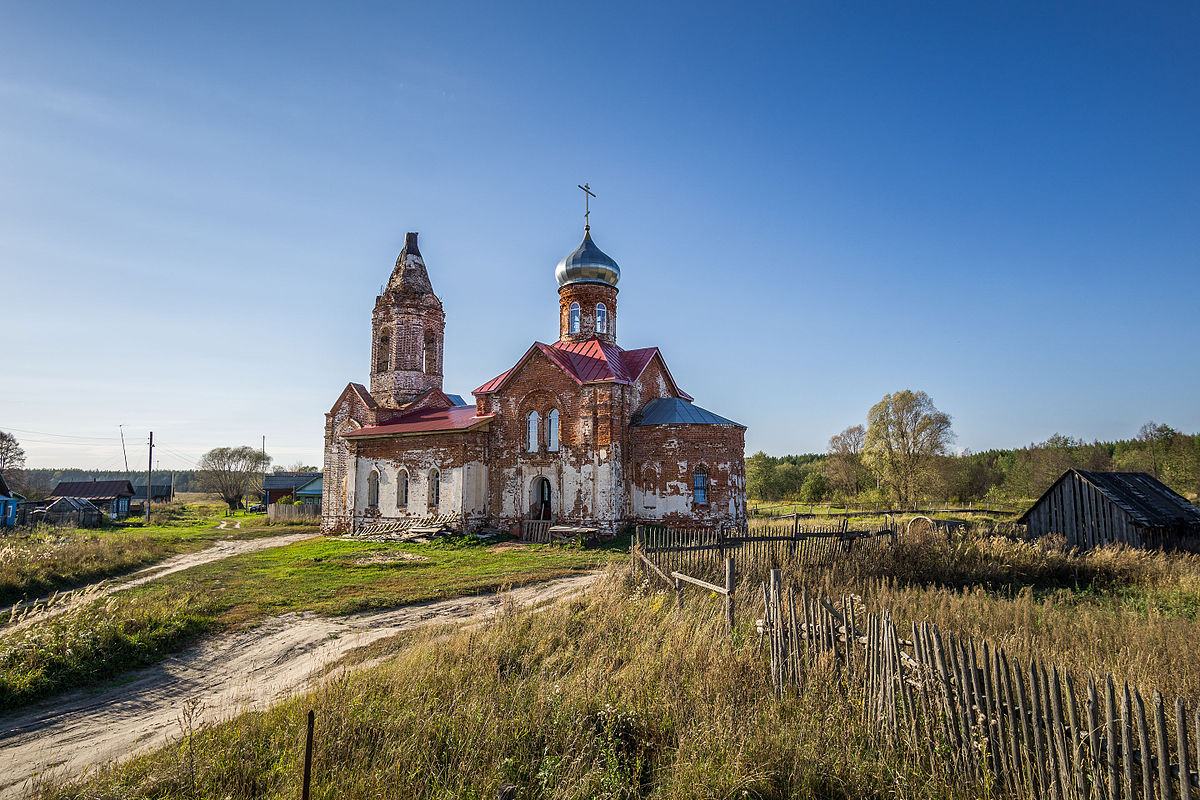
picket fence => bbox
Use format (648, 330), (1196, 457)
(761, 572), (1200, 800)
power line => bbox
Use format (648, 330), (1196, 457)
(3, 427), (120, 442)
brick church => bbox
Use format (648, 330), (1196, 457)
(321, 225), (746, 536)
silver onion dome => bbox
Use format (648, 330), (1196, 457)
(555, 231), (620, 288)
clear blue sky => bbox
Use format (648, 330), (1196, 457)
(2, 1), (1198, 470)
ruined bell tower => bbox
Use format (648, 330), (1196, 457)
(369, 232), (445, 408)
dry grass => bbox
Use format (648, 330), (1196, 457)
(34, 571), (971, 800)
(29, 528), (1200, 800)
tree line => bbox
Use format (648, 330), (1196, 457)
(0, 432), (318, 509)
(749, 391), (1200, 506)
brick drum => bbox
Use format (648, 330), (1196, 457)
(322, 229), (746, 536)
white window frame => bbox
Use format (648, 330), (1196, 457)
(527, 411), (540, 453)
(547, 409), (560, 452)
(595, 303), (607, 334)
(568, 302), (580, 334)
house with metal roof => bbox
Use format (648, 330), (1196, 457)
(322, 225), (746, 537)
(263, 472), (322, 504)
(49, 479), (135, 520)
(1017, 469), (1200, 550)
(295, 475), (323, 506)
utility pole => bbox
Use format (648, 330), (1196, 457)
(145, 432), (154, 524)
(119, 425), (130, 476)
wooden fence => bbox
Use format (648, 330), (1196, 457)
(752, 500), (1021, 518)
(634, 523), (895, 579)
(267, 503), (320, 522)
(761, 571), (1200, 800)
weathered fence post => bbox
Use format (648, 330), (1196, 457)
(301, 709), (314, 800)
(725, 556), (735, 634)
(630, 525), (640, 579)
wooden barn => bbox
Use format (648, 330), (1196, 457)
(1017, 469), (1200, 550)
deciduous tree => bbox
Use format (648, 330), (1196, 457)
(198, 446), (271, 510)
(0, 431), (25, 472)
(825, 424), (867, 499)
(864, 390), (954, 507)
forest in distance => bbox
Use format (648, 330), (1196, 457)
(750, 422), (1200, 505)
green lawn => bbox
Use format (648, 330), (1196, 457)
(153, 535), (625, 626)
(0, 535), (625, 709)
(0, 510), (288, 607)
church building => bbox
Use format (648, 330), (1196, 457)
(321, 224), (746, 536)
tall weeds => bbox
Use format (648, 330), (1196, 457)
(36, 571), (971, 800)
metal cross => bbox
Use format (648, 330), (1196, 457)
(578, 183), (595, 231)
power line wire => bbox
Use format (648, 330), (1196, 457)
(2, 427), (120, 442)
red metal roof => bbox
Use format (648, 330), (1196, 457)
(472, 337), (691, 400)
(343, 405), (494, 438)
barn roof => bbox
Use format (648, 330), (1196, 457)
(1018, 469), (1200, 528)
(49, 480), (135, 500)
(44, 497), (102, 513)
(630, 397), (744, 428)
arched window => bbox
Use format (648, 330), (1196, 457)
(595, 303), (607, 334)
(367, 469), (380, 507)
(547, 409), (560, 452)
(693, 466), (708, 506)
(429, 468), (440, 507)
(568, 302), (580, 334)
(398, 469), (409, 507)
(375, 329), (391, 373)
(423, 331), (437, 374)
(526, 411), (540, 453)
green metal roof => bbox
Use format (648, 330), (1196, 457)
(630, 397), (743, 428)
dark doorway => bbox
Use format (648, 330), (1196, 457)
(531, 476), (552, 520)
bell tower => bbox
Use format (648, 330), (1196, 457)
(555, 230), (620, 346)
(370, 232), (445, 408)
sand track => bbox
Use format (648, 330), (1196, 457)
(3, 533), (317, 634)
(0, 571), (601, 798)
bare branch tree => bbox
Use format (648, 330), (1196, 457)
(197, 446), (271, 510)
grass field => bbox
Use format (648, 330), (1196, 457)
(0, 535), (624, 710)
(31, 523), (1200, 800)
(0, 503), (279, 607)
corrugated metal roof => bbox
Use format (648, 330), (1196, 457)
(50, 480), (135, 500)
(44, 497), (102, 513)
(262, 473), (322, 491)
(630, 397), (744, 428)
(472, 337), (692, 400)
(344, 406), (495, 438)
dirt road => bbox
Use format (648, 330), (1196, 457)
(0, 571), (601, 799)
(3, 533), (317, 634)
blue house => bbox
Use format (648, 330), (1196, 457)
(0, 472), (22, 528)
(295, 475), (323, 507)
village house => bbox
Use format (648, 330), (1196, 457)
(322, 225), (746, 536)
(48, 479), (134, 520)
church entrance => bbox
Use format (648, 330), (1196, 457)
(530, 476), (553, 520)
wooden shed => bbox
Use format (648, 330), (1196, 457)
(1017, 469), (1200, 550)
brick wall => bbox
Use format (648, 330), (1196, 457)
(558, 283), (618, 345)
